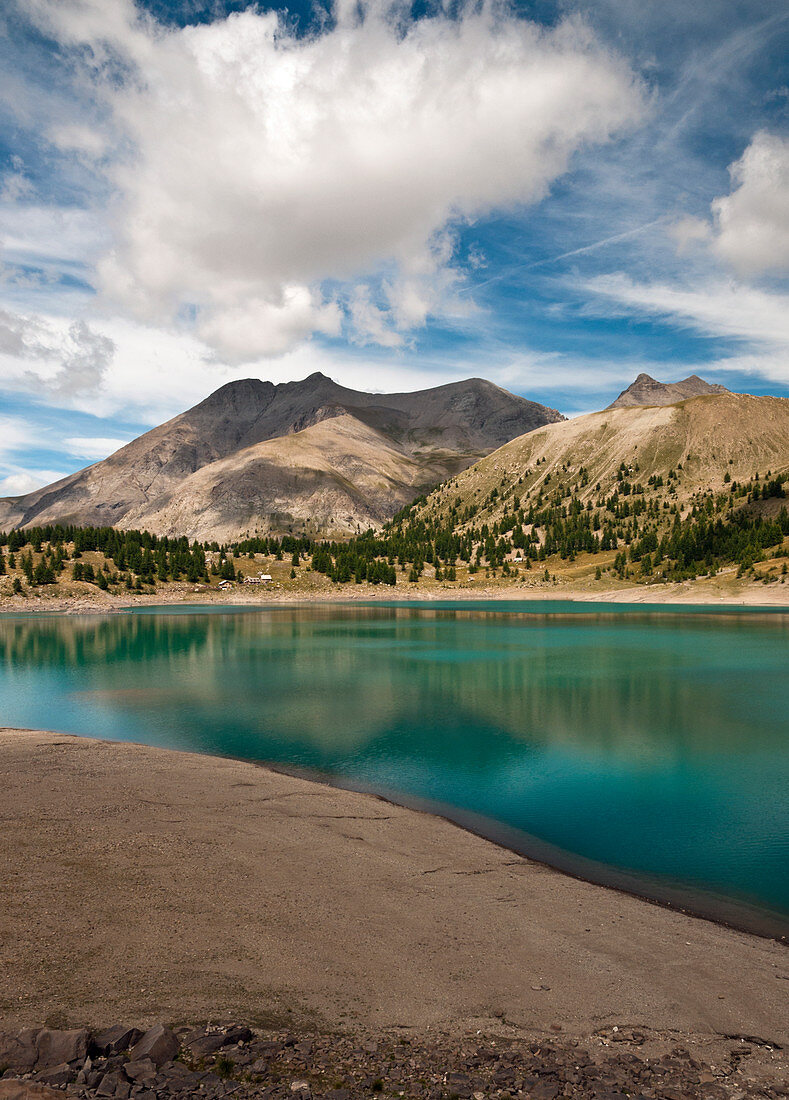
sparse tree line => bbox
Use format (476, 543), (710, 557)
(0, 469), (787, 594)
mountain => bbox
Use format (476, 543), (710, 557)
(401, 391), (789, 534)
(0, 373), (564, 540)
(607, 372), (729, 409)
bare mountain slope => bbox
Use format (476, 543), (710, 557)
(0, 374), (564, 539)
(607, 372), (729, 409)
(407, 391), (789, 530)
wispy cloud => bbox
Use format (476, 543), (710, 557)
(585, 273), (789, 382)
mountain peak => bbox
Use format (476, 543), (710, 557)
(607, 373), (729, 410)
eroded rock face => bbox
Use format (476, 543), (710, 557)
(606, 372), (729, 410)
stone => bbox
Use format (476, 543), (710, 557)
(530, 1083), (560, 1100)
(34, 1063), (75, 1087)
(183, 1034), (226, 1057)
(0, 1083), (64, 1100)
(223, 1028), (252, 1046)
(35, 1029), (89, 1068)
(124, 1060), (157, 1085)
(0, 1032), (40, 1074)
(93, 1027), (143, 1057)
(129, 1026), (179, 1068)
(249, 1042), (280, 1059)
(96, 1072), (124, 1097)
(446, 1072), (472, 1098)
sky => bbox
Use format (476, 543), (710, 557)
(0, 0), (788, 496)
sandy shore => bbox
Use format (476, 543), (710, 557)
(1, 729), (786, 1056)
(1, 576), (788, 614)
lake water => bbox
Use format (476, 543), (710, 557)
(1, 600), (788, 937)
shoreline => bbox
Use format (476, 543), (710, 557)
(1, 577), (789, 615)
(6, 725), (788, 942)
(259, 760), (789, 943)
(2, 729), (787, 1051)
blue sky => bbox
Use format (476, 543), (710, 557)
(0, 0), (788, 494)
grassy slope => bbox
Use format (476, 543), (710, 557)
(408, 394), (789, 527)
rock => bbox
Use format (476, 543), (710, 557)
(0, 1032), (40, 1074)
(445, 1072), (472, 1098)
(93, 1027), (143, 1057)
(0, 1083), (65, 1100)
(35, 1029), (89, 1068)
(223, 1028), (252, 1046)
(249, 1042), (280, 1059)
(183, 1034), (226, 1057)
(529, 1083), (560, 1100)
(34, 1063), (75, 1087)
(129, 1025), (179, 1068)
(124, 1060), (157, 1085)
(96, 1072), (124, 1097)
(186, 1026), (252, 1058)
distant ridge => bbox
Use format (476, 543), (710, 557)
(0, 373), (564, 540)
(607, 372), (729, 410)
(396, 391), (789, 549)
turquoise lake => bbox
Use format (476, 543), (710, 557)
(1, 600), (788, 936)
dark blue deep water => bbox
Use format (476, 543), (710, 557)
(1, 601), (787, 936)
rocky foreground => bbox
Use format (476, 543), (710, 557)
(1, 1021), (786, 1100)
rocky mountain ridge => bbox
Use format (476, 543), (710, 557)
(607, 372), (729, 409)
(0, 374), (564, 540)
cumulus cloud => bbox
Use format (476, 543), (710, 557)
(24, 0), (644, 357)
(0, 467), (69, 497)
(705, 132), (789, 275)
(197, 288), (342, 362)
(0, 307), (115, 395)
(664, 125), (789, 277)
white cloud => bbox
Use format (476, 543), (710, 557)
(585, 273), (789, 383)
(63, 435), (130, 460)
(587, 274), (789, 345)
(0, 307), (115, 396)
(0, 467), (68, 497)
(668, 215), (711, 254)
(0, 416), (37, 456)
(709, 132), (789, 275)
(24, 0), (644, 356)
(197, 287), (342, 362)
(0, 202), (107, 274)
(48, 124), (108, 159)
(0, 162), (34, 204)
